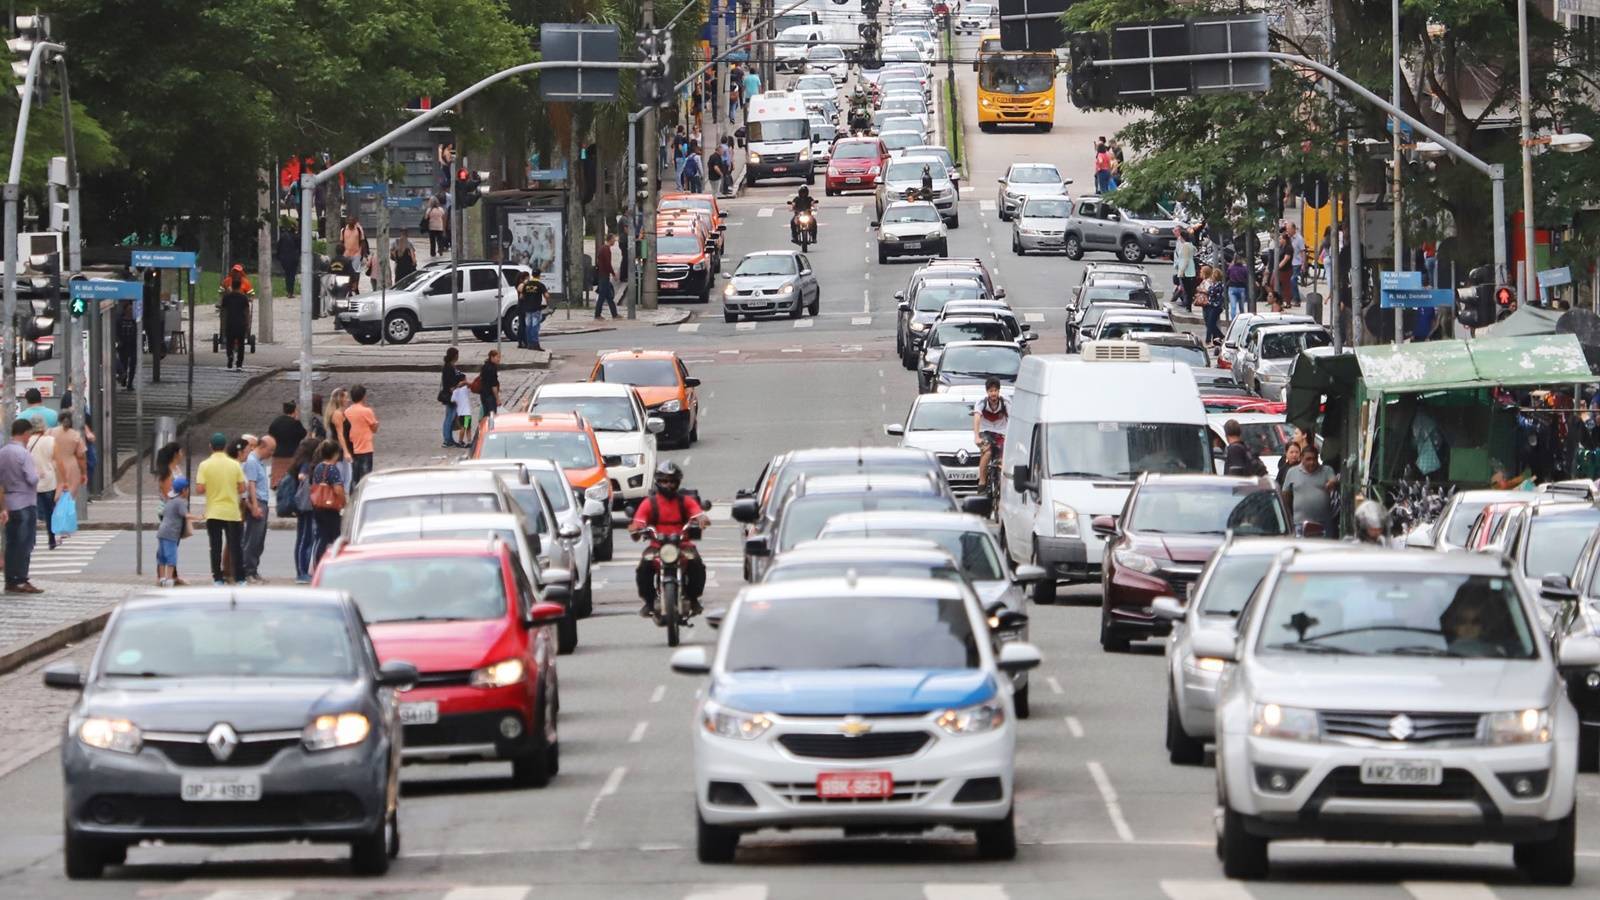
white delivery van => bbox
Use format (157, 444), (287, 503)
(998, 341), (1211, 603)
(745, 93), (815, 186)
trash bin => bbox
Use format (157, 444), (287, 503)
(152, 416), (176, 475)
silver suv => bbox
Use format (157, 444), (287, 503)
(332, 261), (531, 345)
(1208, 546), (1600, 882)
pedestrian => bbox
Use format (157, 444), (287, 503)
(1282, 442), (1338, 537)
(672, 125), (689, 184)
(1198, 265), (1226, 344)
(440, 347), (464, 448)
(392, 229), (418, 281)
(0, 419), (40, 593)
(1287, 222), (1306, 305)
(219, 265), (253, 369)
(276, 218), (300, 295)
(719, 138), (736, 197)
(17, 388), (57, 430)
(1221, 419), (1255, 476)
(1276, 439), (1302, 489)
(478, 349), (502, 419)
(517, 268), (549, 351)
(289, 436), (321, 582)
(326, 387), (354, 486)
(241, 435), (274, 584)
(742, 69), (761, 111)
(266, 400), (307, 487)
(594, 233), (619, 319)
(308, 440), (346, 565)
(680, 142), (703, 193)
(25, 417), (60, 550)
(1274, 226), (1294, 304)
(1173, 228), (1197, 311)
(142, 269), (166, 382)
(1093, 141), (1112, 194)
(339, 215), (366, 292)
(115, 302), (139, 389)
(706, 144), (726, 198)
(451, 372), (474, 447)
(195, 431), (247, 586)
(344, 385), (378, 485)
(309, 392), (328, 441)
(155, 476), (193, 587)
(155, 440), (184, 500)
(51, 411), (88, 520)
(426, 198), (448, 256)
(1226, 254), (1250, 320)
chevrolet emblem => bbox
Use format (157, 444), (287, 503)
(839, 716), (872, 737)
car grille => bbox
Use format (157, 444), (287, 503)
(657, 264), (690, 280)
(762, 152), (800, 165)
(413, 669), (473, 688)
(935, 452), (979, 468)
(88, 792), (365, 828)
(1167, 578), (1196, 604)
(1320, 711), (1482, 744)
(1313, 766), (1483, 803)
(768, 779), (942, 804)
(147, 737), (299, 768)
(777, 731), (932, 759)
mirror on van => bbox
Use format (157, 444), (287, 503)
(1010, 464), (1033, 495)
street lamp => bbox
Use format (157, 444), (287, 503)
(1540, 132), (1595, 153)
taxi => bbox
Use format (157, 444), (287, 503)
(655, 222), (716, 304)
(659, 192), (728, 268)
(658, 209), (721, 273)
(471, 411), (617, 561)
(588, 349), (702, 448)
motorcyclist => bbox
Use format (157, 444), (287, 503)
(630, 462), (710, 618)
(1351, 499), (1390, 546)
(848, 87), (872, 133)
(972, 377), (1009, 489)
(787, 186), (818, 243)
(919, 164), (935, 201)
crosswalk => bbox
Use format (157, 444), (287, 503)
(27, 530), (118, 577)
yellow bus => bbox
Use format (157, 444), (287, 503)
(974, 31), (1057, 132)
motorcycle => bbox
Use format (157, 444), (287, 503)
(791, 209), (818, 250)
(636, 524), (703, 647)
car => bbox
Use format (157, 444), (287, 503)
(804, 43), (849, 81)
(659, 193), (728, 269)
(791, 73), (838, 107)
(1061, 196), (1183, 262)
(878, 95), (931, 132)
(470, 411), (616, 561)
(1128, 331), (1210, 368)
(1193, 366), (1243, 392)
(1081, 310), (1175, 344)
(46, 588), (413, 878)
(1505, 501), (1600, 624)
(314, 539), (567, 790)
(763, 537), (966, 584)
(588, 349), (703, 448)
(825, 137), (889, 195)
(931, 340), (1025, 393)
(916, 318), (1017, 392)
(343, 466), (523, 543)
(1546, 527), (1600, 770)
(958, 2), (994, 31)
(1064, 299), (1148, 352)
(885, 387), (992, 493)
(881, 115), (932, 142)
(906, 144), (959, 193)
(1209, 547), (1598, 882)
(808, 122), (839, 168)
(331, 262), (530, 345)
(1217, 312), (1315, 371)
(913, 257), (1004, 298)
(896, 279), (994, 367)
(878, 129), (924, 157)
(1205, 412), (1292, 476)
(996, 163), (1069, 221)
(876, 200), (949, 263)
(1233, 324), (1333, 399)
(1097, 473), (1288, 652)
(1462, 500), (1534, 554)
(1069, 263), (1154, 308)
(720, 249), (821, 322)
(529, 381), (662, 511)
(1067, 282), (1160, 326)
(670, 576), (1041, 862)
(877, 73), (930, 103)
(935, 300), (1030, 343)
(774, 25), (826, 71)
(1407, 488), (1532, 552)
(654, 223), (717, 303)
(1011, 195), (1072, 254)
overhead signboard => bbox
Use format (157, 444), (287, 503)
(1189, 16), (1269, 94)
(1110, 20), (1189, 100)
(997, 0), (1070, 52)
(130, 249), (197, 269)
(541, 23), (621, 102)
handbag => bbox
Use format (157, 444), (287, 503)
(437, 388), (451, 404)
(310, 463), (346, 512)
(468, 375), (482, 393)
(294, 467), (314, 513)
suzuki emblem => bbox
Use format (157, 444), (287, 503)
(206, 723), (240, 761)
(1387, 714), (1415, 741)
(839, 716), (872, 737)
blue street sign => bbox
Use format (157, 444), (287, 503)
(346, 183), (385, 196)
(131, 249), (197, 269)
(528, 167), (568, 181)
(1538, 266), (1573, 288)
(69, 278), (143, 301)
(385, 196), (427, 210)
(1380, 270), (1422, 291)
(1380, 287), (1454, 309)
(1384, 119), (1413, 138)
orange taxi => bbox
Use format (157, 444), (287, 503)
(472, 411), (618, 560)
(659, 192), (727, 267)
(588, 349), (702, 448)
(654, 220), (715, 304)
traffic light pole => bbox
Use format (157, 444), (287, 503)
(642, 0), (659, 312)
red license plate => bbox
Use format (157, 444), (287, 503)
(773, 166), (789, 173)
(661, 281), (680, 289)
(817, 771), (894, 799)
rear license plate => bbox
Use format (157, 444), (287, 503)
(181, 773), (261, 802)
(399, 701), (439, 725)
(902, 241), (922, 250)
(817, 771), (894, 799)
(1360, 759), (1442, 786)
(661, 281), (680, 289)
(773, 166), (789, 173)
(846, 176), (862, 184)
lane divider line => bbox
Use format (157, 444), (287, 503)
(1046, 676), (1063, 695)
(649, 685), (666, 704)
(628, 721), (648, 743)
(1065, 716), (1084, 738)
(1086, 760), (1134, 841)
(1158, 880), (1255, 900)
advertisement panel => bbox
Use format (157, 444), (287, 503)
(502, 208), (565, 295)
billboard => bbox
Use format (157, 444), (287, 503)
(503, 208), (566, 295)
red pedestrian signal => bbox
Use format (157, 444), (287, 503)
(1495, 285), (1516, 307)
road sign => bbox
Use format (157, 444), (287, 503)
(346, 183), (385, 196)
(528, 167), (568, 182)
(1381, 287), (1453, 309)
(1111, 20), (1189, 99)
(541, 23), (621, 102)
(384, 196), (427, 210)
(1379, 270), (1422, 291)
(1538, 266), (1573, 288)
(1189, 16), (1269, 94)
(998, 0), (1070, 52)
(131, 249), (196, 269)
(68, 278), (142, 301)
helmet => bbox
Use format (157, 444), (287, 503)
(796, 185), (810, 198)
(1354, 499), (1388, 541)
(654, 461), (684, 497)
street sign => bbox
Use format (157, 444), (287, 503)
(384, 196), (427, 210)
(528, 167), (568, 182)
(1384, 119), (1413, 138)
(68, 278), (142, 301)
(540, 23), (621, 102)
(131, 249), (196, 269)
(346, 183), (385, 196)
(1381, 287), (1453, 309)
(998, 0), (1070, 52)
(1380, 270), (1423, 291)
(1189, 16), (1269, 94)
(1538, 266), (1573, 288)
(1111, 21), (1190, 99)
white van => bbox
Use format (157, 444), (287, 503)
(998, 342), (1211, 603)
(746, 93), (815, 186)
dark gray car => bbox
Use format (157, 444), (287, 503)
(46, 589), (415, 879)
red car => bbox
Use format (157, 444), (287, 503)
(1199, 392), (1285, 415)
(314, 539), (567, 787)
(825, 137), (889, 196)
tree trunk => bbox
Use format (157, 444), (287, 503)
(257, 168), (275, 343)
(566, 113), (584, 316)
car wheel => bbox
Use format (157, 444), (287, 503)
(723, 309), (736, 323)
(825, 186), (836, 196)
(556, 609), (578, 654)
(699, 284), (712, 304)
(1037, 122), (1053, 133)
(62, 829), (108, 880)
(1219, 802), (1269, 880)
(808, 295), (820, 316)
(353, 331), (381, 345)
(789, 298), (803, 319)
(1514, 809), (1576, 885)
(471, 326), (497, 342)
(1014, 682), (1031, 719)
(383, 311), (418, 344)
(1099, 611), (1130, 652)
(1012, 235), (1023, 255)
(974, 807), (1018, 860)
(1166, 688), (1205, 765)
(1064, 235), (1084, 260)
(594, 526), (615, 563)
(997, 207), (1009, 222)
(350, 808), (397, 876)
(512, 690), (553, 788)
(806, 172), (816, 186)
(697, 811), (740, 863)
(937, 241), (949, 258)
(901, 348), (917, 370)
(1030, 544), (1057, 604)
(1120, 238), (1146, 264)
(574, 578), (594, 619)
(979, 121), (996, 133)
(690, 416), (700, 444)
(1579, 723), (1599, 773)
(949, 213), (959, 229)
(501, 309), (522, 341)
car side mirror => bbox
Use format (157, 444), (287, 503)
(894, 291), (906, 301)
(1558, 634), (1600, 670)
(671, 645), (712, 675)
(646, 417), (666, 435)
(800, 268), (813, 276)
(42, 662), (85, 690)
(1012, 563), (1047, 583)
(716, 224), (727, 232)
(1020, 332), (1037, 343)
(376, 660), (419, 691)
(996, 642), (1042, 673)
(996, 177), (1005, 184)
(745, 535), (771, 557)
(1091, 515), (1118, 537)
(720, 272), (732, 279)
(995, 287), (1007, 299)
(884, 423), (906, 436)
(1010, 463), (1033, 494)
(582, 498), (607, 520)
(1021, 323), (1033, 332)
(541, 583), (573, 607)
(526, 532), (542, 554)
(526, 601), (567, 628)
(1404, 526), (1437, 550)
(558, 523), (582, 540)
(705, 607), (727, 629)
(1189, 629), (1238, 663)
(685, 376), (701, 388)
(1151, 596), (1186, 621)
(1540, 573), (1580, 604)
(960, 495), (992, 517)
(731, 496), (760, 524)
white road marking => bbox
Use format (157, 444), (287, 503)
(678, 323), (701, 333)
(442, 889), (532, 900)
(684, 886), (769, 900)
(1403, 885), (1498, 900)
(852, 316), (872, 325)
(577, 765), (629, 849)
(926, 886), (1006, 900)
(1159, 881), (1255, 900)
(1024, 312), (1045, 323)
(782, 347), (804, 353)
(1046, 676), (1063, 695)
(199, 892), (295, 900)
(1087, 760), (1134, 841)
(1066, 716), (1084, 738)
(680, 455), (693, 466)
(719, 349), (739, 354)
(980, 200), (997, 211)
(793, 319), (814, 328)
(841, 345), (863, 353)
(757, 207), (774, 217)
(628, 721), (649, 743)
(863, 289), (871, 314)
(736, 322), (756, 331)
(847, 204), (863, 214)
(878, 369), (885, 377)
(649, 684), (666, 703)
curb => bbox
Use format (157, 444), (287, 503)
(0, 610), (111, 676)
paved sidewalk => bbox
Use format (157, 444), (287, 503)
(0, 580), (138, 674)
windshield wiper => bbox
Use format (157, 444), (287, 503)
(1050, 470), (1110, 479)
(843, 663), (895, 669)
(1388, 645), (1466, 657)
(372, 615), (470, 623)
(103, 671), (172, 678)
(1265, 642), (1361, 655)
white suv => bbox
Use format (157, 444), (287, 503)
(331, 261), (531, 345)
(529, 382), (663, 510)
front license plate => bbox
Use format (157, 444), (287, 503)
(661, 280), (680, 289)
(399, 701), (439, 725)
(1360, 758), (1442, 786)
(946, 470), (978, 481)
(846, 176), (862, 184)
(181, 773), (261, 802)
(817, 771), (894, 799)
(773, 166), (789, 173)
(902, 241), (922, 250)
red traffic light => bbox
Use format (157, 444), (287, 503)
(456, 168), (471, 182)
(1495, 285), (1516, 306)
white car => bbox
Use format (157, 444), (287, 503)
(1206, 412), (1291, 476)
(996, 163), (1069, 221)
(809, 122), (838, 169)
(671, 576), (1041, 862)
(958, 2), (994, 31)
(885, 386), (995, 492)
(876, 199), (948, 263)
(805, 44), (849, 83)
(528, 382), (662, 509)
(792, 73), (837, 106)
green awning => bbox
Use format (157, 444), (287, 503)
(1354, 335), (1597, 392)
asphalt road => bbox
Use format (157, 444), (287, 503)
(3, 35), (1599, 900)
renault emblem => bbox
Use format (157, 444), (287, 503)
(839, 716), (872, 737)
(956, 449), (970, 465)
(1387, 714), (1415, 741)
(206, 723), (240, 761)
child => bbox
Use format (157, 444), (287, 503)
(156, 476), (192, 587)
(451, 372), (474, 447)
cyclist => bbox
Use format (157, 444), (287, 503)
(972, 377), (1009, 489)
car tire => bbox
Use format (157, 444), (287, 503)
(974, 807), (1018, 860)
(350, 809), (397, 876)
(690, 417), (699, 444)
(556, 609), (578, 655)
(979, 122), (996, 133)
(63, 828), (108, 880)
(1030, 544), (1057, 604)
(949, 213), (959, 229)
(594, 527), (615, 563)
(723, 309), (736, 323)
(1013, 236), (1024, 255)
(353, 331), (381, 345)
(1014, 682), (1031, 719)
(806, 173), (816, 186)
(1064, 235), (1084, 260)
(789, 298), (803, 319)
(937, 241), (949, 258)
(1218, 802), (1269, 880)
(1099, 612), (1130, 653)
(808, 295), (819, 316)
(512, 690), (554, 788)
(826, 186), (836, 196)
(501, 310), (522, 341)
(383, 311), (418, 345)
(697, 811), (740, 863)
(699, 284), (712, 304)
(1037, 122), (1053, 133)
(1166, 688), (1205, 765)
(997, 207), (1009, 222)
(1514, 810), (1576, 885)
(1579, 723), (1599, 774)
(1120, 238), (1146, 264)
(471, 326), (497, 342)
(574, 578), (594, 619)
(901, 348), (917, 370)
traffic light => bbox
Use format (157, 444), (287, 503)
(8, 14), (52, 105)
(635, 163), (649, 202)
(1455, 283), (1494, 329)
(455, 168), (487, 208)
(1068, 32), (1113, 110)
(863, 0), (881, 18)
(1496, 284), (1516, 314)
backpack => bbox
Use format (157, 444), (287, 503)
(645, 492), (691, 527)
(275, 469), (299, 518)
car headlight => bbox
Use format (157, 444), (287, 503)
(935, 700), (1006, 735)
(1187, 654), (1227, 673)
(1260, 372), (1289, 383)
(78, 717), (142, 754)
(749, 152), (762, 164)
(585, 482), (611, 501)
(657, 399), (682, 413)
(799, 147), (811, 160)
(1251, 703), (1319, 742)
(724, 283), (736, 297)
(1485, 708), (1551, 745)
(702, 700), (773, 740)
(779, 283), (795, 295)
(470, 658), (527, 689)
(1053, 502), (1079, 537)
(1020, 229), (1041, 237)
(869, 165), (881, 176)
(692, 260), (707, 271)
(302, 712), (371, 751)
(1145, 226), (1163, 235)
(909, 321), (927, 332)
(1113, 547), (1159, 574)
(617, 453), (645, 467)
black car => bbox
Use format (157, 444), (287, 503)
(46, 588), (415, 879)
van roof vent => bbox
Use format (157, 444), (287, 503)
(1081, 340), (1150, 362)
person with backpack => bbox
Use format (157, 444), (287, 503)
(680, 142), (703, 193)
(628, 462), (710, 619)
(1221, 419), (1266, 477)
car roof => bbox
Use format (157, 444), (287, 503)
(455, 457), (565, 479)
(536, 381), (634, 399)
(784, 446), (936, 464)
(484, 411), (589, 433)
(1010, 163), (1060, 172)
(821, 510), (993, 533)
(935, 315), (1008, 326)
(325, 538), (511, 562)
(798, 473), (940, 495)
(1218, 535), (1349, 557)
(884, 200), (939, 211)
(1281, 547), (1514, 576)
(1140, 473), (1267, 488)
(1127, 332), (1203, 346)
(1205, 411), (1285, 426)
(1525, 501), (1600, 520)
(739, 575), (969, 604)
(894, 154), (944, 166)
(1451, 489), (1533, 505)
(598, 348), (680, 361)
(355, 467), (505, 496)
(356, 512), (525, 537)
(121, 587), (352, 611)
(940, 340), (1021, 351)
(742, 249), (801, 259)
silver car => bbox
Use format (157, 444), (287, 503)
(1232, 324), (1333, 399)
(996, 163), (1068, 221)
(1012, 196), (1073, 255)
(876, 199), (949, 262)
(916, 317), (1016, 393)
(1408, 488), (1533, 551)
(886, 387), (993, 492)
(1208, 547), (1600, 882)
(876, 156), (958, 225)
(720, 250), (821, 322)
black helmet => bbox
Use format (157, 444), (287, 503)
(797, 185), (810, 197)
(654, 461), (683, 496)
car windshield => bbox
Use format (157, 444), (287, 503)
(100, 604), (356, 679)
(780, 495), (952, 551)
(813, 125), (838, 142)
(979, 54), (1055, 93)
(833, 142), (880, 159)
(796, 76), (834, 91)
(501, 491), (548, 533)
(1144, 343), (1209, 367)
(1445, 500), (1497, 546)
(912, 149), (953, 169)
(528, 468), (573, 511)
(940, 345), (1021, 377)
(1198, 554), (1274, 617)
(885, 204), (940, 224)
(724, 594), (980, 671)
(391, 269), (432, 292)
(661, 198), (712, 215)
(656, 235), (701, 255)
(360, 492), (502, 530)
(1524, 514), (1600, 578)
(321, 557), (508, 623)
(808, 45), (844, 59)
(1045, 422), (1212, 479)
(1024, 199), (1071, 218)
(884, 98), (925, 113)
(886, 160), (947, 181)
(1261, 330), (1331, 358)
(1098, 319), (1173, 339)
(930, 321), (1009, 346)
(914, 282), (985, 310)
(480, 430), (597, 468)
(766, 560), (964, 583)
(748, 119), (809, 142)
(1007, 166), (1061, 184)
(532, 396), (638, 432)
(820, 526), (1004, 580)
(883, 117), (923, 133)
(1129, 483), (1287, 536)
(1258, 571), (1538, 659)
(1083, 287), (1149, 306)
(1233, 421), (1291, 457)
(597, 358), (680, 387)
(881, 132), (920, 150)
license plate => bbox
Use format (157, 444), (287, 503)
(661, 280), (680, 289)
(399, 701), (439, 725)
(902, 241), (922, 249)
(946, 470), (978, 481)
(181, 773), (261, 802)
(846, 176), (862, 184)
(817, 771), (894, 799)
(1360, 758), (1442, 786)
(773, 166), (789, 173)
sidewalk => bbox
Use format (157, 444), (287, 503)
(0, 579), (139, 675)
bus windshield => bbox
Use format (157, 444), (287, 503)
(979, 54), (1055, 94)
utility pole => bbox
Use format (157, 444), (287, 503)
(1516, 0), (1537, 305)
(450, 161), (461, 344)
(716, 2), (730, 158)
(1323, 0), (1344, 352)
(642, 0), (660, 311)
(1390, 0), (1403, 344)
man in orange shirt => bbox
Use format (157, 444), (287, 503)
(344, 384), (380, 485)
